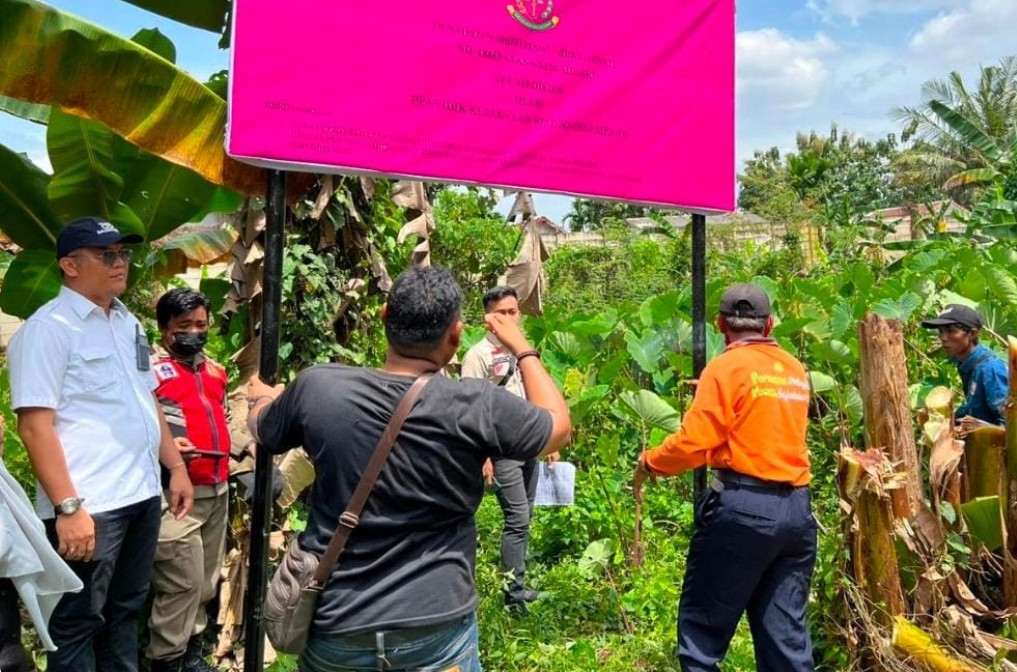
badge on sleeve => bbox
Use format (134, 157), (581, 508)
(154, 363), (178, 382)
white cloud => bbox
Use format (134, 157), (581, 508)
(909, 0), (1017, 65)
(737, 29), (838, 112)
(808, 0), (962, 23)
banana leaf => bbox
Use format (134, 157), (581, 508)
(116, 0), (230, 33)
(46, 107), (125, 224)
(929, 100), (1005, 164)
(959, 496), (1003, 552)
(0, 142), (62, 249)
(0, 248), (61, 318)
(0, 0), (263, 196)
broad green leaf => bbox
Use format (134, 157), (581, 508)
(843, 385), (863, 426)
(0, 0), (264, 195)
(960, 497), (1003, 552)
(131, 27), (176, 63)
(871, 291), (922, 320)
(116, 0), (230, 33)
(188, 187), (244, 222)
(618, 389), (680, 432)
(830, 302), (854, 338)
(121, 150), (228, 240)
(0, 248), (61, 318)
(944, 167), (1001, 190)
(983, 265), (1017, 308)
(638, 290), (681, 328)
(808, 371), (836, 393)
(928, 100), (1005, 164)
(625, 329), (665, 374)
(578, 539), (612, 579)
(547, 331), (588, 362)
(46, 107), (123, 222)
(0, 143), (62, 248)
(158, 225), (237, 263)
(0, 94), (49, 123)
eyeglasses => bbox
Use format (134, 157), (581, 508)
(70, 249), (133, 267)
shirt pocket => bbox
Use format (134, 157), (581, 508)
(68, 348), (121, 394)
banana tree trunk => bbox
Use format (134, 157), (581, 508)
(965, 427), (1007, 500)
(858, 313), (923, 517)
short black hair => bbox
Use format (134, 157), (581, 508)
(156, 288), (211, 329)
(482, 286), (518, 312)
(385, 266), (462, 357)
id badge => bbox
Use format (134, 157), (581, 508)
(136, 326), (151, 372)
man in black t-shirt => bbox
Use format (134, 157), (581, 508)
(248, 266), (571, 672)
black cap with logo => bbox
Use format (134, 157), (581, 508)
(719, 283), (771, 318)
(56, 217), (143, 259)
(921, 304), (984, 330)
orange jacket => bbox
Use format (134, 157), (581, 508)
(644, 337), (811, 486)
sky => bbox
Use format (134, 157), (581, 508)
(2, 0), (1015, 225)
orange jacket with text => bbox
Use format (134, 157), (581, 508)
(644, 337), (811, 486)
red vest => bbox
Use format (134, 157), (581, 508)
(152, 353), (230, 486)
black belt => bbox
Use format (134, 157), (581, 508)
(712, 469), (795, 490)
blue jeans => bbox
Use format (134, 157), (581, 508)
(44, 496), (162, 672)
(678, 481), (816, 672)
(299, 613), (481, 672)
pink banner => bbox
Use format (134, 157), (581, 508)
(228, 0), (734, 212)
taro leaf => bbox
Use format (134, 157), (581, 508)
(625, 329), (665, 375)
(578, 539), (612, 579)
(810, 339), (852, 365)
(547, 331), (587, 363)
(808, 371), (836, 394)
(983, 265), (1017, 309)
(618, 389), (680, 432)
(594, 433), (620, 469)
(638, 290), (681, 328)
(706, 328), (726, 360)
(830, 301), (853, 339)
(0, 248), (61, 318)
(569, 309), (618, 339)
(960, 497), (1003, 552)
(843, 385), (864, 426)
(46, 107), (124, 223)
(871, 291), (922, 320)
(0, 143), (62, 249)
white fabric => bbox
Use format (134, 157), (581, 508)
(0, 462), (83, 650)
(8, 286), (161, 518)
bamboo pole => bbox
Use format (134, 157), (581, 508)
(892, 617), (987, 672)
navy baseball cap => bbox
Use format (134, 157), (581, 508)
(56, 217), (143, 259)
(921, 304), (983, 330)
(719, 283), (771, 318)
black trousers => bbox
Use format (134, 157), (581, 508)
(678, 481), (816, 672)
(0, 578), (31, 672)
(45, 496), (161, 672)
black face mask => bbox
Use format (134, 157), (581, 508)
(170, 331), (208, 357)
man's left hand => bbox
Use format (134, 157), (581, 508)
(167, 468), (194, 520)
(632, 453), (656, 498)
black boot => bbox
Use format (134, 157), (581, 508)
(0, 580), (30, 672)
(183, 635), (218, 672)
(150, 655), (185, 672)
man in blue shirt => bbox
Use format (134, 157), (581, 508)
(922, 304), (1008, 432)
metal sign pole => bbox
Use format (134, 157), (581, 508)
(691, 212), (708, 501)
(243, 169), (286, 672)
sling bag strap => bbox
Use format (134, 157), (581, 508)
(309, 372), (435, 587)
(496, 357), (517, 387)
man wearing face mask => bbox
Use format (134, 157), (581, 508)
(146, 289), (230, 672)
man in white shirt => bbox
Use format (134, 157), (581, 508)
(461, 286), (559, 613)
(9, 217), (194, 672)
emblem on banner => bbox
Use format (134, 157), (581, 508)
(507, 0), (559, 31)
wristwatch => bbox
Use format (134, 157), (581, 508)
(54, 497), (85, 517)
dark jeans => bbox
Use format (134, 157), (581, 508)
(678, 482), (816, 672)
(493, 458), (538, 602)
(44, 496), (162, 672)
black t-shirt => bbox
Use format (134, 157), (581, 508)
(257, 365), (553, 635)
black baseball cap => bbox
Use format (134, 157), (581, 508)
(921, 304), (983, 330)
(56, 217), (143, 259)
(719, 283), (771, 318)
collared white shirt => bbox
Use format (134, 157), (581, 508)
(460, 333), (526, 399)
(9, 286), (162, 518)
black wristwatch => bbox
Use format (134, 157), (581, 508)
(54, 497), (85, 517)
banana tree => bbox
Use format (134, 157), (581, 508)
(0, 24), (243, 317)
